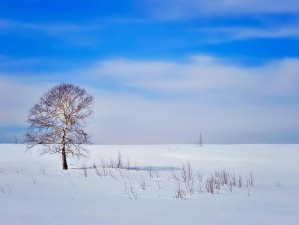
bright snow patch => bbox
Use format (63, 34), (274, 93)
(0, 144), (299, 225)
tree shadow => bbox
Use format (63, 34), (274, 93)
(127, 166), (181, 171)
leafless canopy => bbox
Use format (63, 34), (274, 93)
(25, 83), (94, 169)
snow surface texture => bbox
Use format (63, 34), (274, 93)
(0, 144), (299, 225)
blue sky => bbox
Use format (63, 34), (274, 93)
(1, 0), (299, 144)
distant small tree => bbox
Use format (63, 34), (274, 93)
(13, 132), (18, 144)
(25, 83), (94, 170)
(199, 133), (203, 147)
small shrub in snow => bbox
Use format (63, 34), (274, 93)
(39, 166), (46, 176)
(82, 164), (88, 177)
(139, 180), (147, 190)
(126, 158), (131, 169)
(248, 170), (254, 187)
(93, 164), (102, 177)
(32, 177), (38, 186)
(116, 151), (124, 169)
(0, 183), (5, 194)
(184, 179), (195, 196)
(238, 175), (243, 188)
(157, 180), (161, 189)
(0, 183), (13, 194)
(205, 175), (216, 194)
(105, 152), (125, 169)
(246, 182), (251, 197)
(147, 169), (154, 178)
(155, 171), (160, 179)
(171, 169), (180, 182)
(215, 170), (230, 186)
(174, 182), (186, 199)
(129, 191), (139, 200)
(274, 180), (282, 187)
(126, 182), (139, 200)
(230, 173), (237, 187)
(203, 170), (254, 195)
(197, 170), (203, 183)
(181, 162), (193, 183)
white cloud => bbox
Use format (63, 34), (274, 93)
(1, 55), (299, 144)
(259, 58), (299, 96)
(86, 55), (299, 98)
(0, 18), (97, 34)
(0, 77), (50, 126)
(89, 90), (299, 144)
(144, 0), (299, 19)
(81, 55), (299, 144)
(90, 58), (179, 78)
(0, 18), (102, 46)
(198, 25), (299, 41)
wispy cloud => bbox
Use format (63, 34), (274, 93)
(0, 18), (99, 33)
(144, 0), (299, 19)
(197, 25), (299, 41)
(85, 55), (299, 98)
(0, 18), (102, 46)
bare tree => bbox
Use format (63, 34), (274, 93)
(13, 132), (18, 144)
(25, 83), (94, 170)
(199, 133), (203, 147)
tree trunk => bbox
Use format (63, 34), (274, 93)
(61, 126), (68, 170)
(62, 146), (68, 170)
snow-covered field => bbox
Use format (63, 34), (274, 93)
(0, 144), (299, 225)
